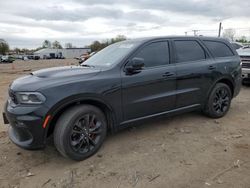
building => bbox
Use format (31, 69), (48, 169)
(34, 48), (91, 59)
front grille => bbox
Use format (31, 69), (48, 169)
(240, 56), (250, 62)
(242, 62), (250, 69)
(9, 89), (18, 104)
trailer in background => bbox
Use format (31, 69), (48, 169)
(34, 48), (91, 59)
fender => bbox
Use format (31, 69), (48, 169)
(205, 75), (234, 105)
(43, 94), (117, 138)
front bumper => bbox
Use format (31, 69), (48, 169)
(3, 100), (49, 149)
(242, 68), (250, 80)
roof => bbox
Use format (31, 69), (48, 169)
(128, 36), (228, 43)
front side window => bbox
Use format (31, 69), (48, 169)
(174, 40), (206, 63)
(133, 41), (169, 68)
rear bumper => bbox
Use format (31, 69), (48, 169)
(3, 101), (49, 149)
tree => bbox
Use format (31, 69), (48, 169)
(89, 41), (102, 52)
(13, 47), (21, 54)
(21, 48), (30, 54)
(223, 29), (236, 42)
(65, 43), (73, 48)
(52, 40), (63, 49)
(88, 35), (127, 52)
(0, 39), (9, 55)
(236, 36), (248, 43)
(42, 40), (52, 48)
(35, 46), (44, 51)
(114, 35), (127, 42)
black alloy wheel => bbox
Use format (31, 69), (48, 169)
(204, 83), (232, 118)
(54, 105), (107, 161)
(70, 114), (102, 154)
(212, 87), (230, 114)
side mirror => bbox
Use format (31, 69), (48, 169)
(126, 57), (145, 73)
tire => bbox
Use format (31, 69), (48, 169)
(54, 105), (107, 161)
(204, 83), (232, 118)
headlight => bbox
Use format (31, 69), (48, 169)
(15, 92), (46, 104)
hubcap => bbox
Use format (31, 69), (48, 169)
(70, 114), (102, 154)
(213, 87), (230, 114)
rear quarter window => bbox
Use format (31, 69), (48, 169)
(203, 40), (234, 58)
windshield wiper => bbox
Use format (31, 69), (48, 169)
(81, 64), (95, 68)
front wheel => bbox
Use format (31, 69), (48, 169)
(204, 83), (232, 118)
(54, 105), (107, 161)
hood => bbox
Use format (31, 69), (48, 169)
(31, 66), (99, 78)
(237, 49), (250, 56)
(10, 66), (101, 91)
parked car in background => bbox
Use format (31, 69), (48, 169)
(0, 55), (15, 63)
(3, 36), (241, 161)
(78, 52), (96, 64)
(242, 44), (250, 49)
(237, 47), (250, 83)
(34, 55), (40, 60)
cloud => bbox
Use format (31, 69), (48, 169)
(71, 0), (250, 18)
(0, 0), (249, 48)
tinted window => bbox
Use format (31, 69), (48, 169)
(203, 40), (234, 57)
(174, 40), (206, 63)
(134, 42), (169, 67)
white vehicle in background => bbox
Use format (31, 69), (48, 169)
(0, 55), (15, 63)
(237, 47), (250, 84)
(1, 55), (8, 62)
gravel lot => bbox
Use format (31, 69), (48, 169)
(0, 60), (250, 188)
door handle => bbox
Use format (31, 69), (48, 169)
(208, 65), (216, 70)
(162, 72), (174, 77)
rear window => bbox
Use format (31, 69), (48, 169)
(174, 40), (206, 63)
(203, 40), (234, 58)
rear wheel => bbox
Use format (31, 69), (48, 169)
(204, 83), (232, 118)
(54, 105), (107, 161)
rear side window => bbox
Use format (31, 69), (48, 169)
(203, 40), (234, 58)
(174, 40), (206, 63)
(134, 41), (169, 67)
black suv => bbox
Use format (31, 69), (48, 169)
(3, 36), (241, 160)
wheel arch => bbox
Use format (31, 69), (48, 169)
(217, 78), (234, 95)
(44, 95), (116, 138)
(206, 76), (235, 104)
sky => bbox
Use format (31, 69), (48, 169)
(0, 0), (250, 49)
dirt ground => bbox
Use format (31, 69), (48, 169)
(0, 60), (250, 188)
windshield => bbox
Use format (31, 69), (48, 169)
(81, 40), (139, 68)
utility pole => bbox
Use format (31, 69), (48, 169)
(218, 22), (222, 37)
(192, 30), (199, 36)
(185, 32), (187, 36)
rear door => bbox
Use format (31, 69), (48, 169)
(121, 41), (176, 121)
(173, 39), (217, 108)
